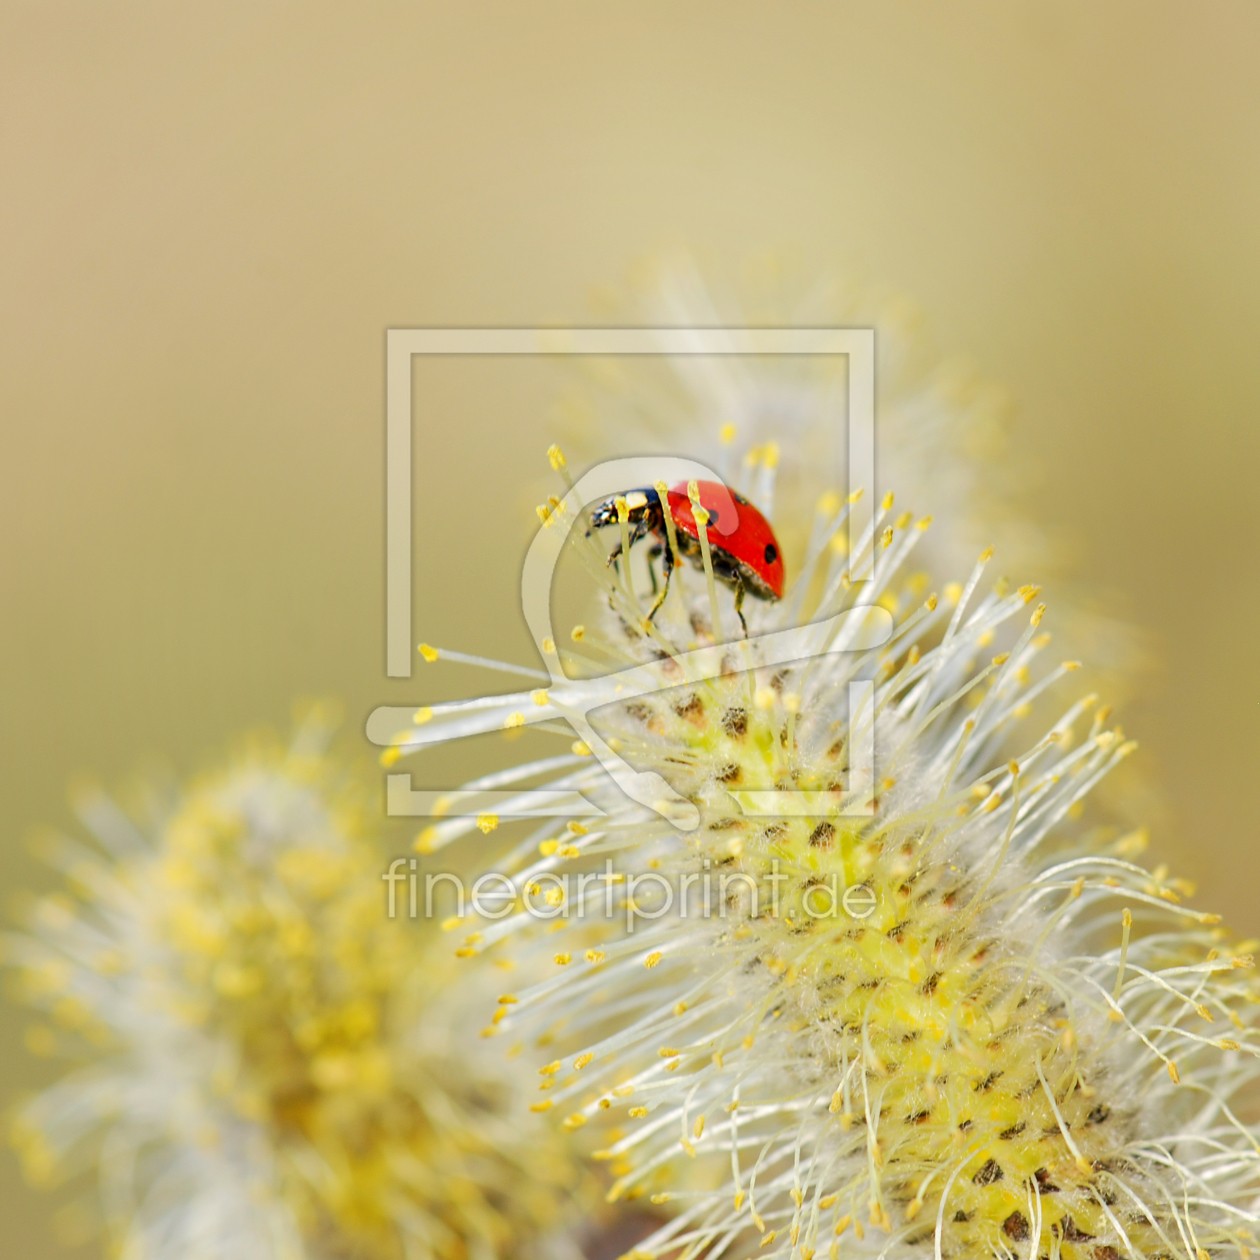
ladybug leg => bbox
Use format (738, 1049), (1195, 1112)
(645, 542), (675, 622)
(644, 543), (664, 595)
(604, 518), (650, 572)
(733, 574), (749, 637)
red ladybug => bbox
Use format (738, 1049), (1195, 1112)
(589, 479), (784, 631)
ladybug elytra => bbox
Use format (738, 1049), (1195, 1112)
(588, 479), (784, 632)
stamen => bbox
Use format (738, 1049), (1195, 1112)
(688, 480), (724, 643)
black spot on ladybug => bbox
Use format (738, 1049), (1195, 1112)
(733, 491), (748, 505)
(764, 542), (778, 565)
(707, 507), (720, 525)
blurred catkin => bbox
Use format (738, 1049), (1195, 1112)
(4, 714), (589, 1260)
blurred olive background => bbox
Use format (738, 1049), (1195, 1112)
(3, 2), (1260, 1254)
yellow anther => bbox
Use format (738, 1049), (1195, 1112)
(615, 495), (630, 524)
(651, 1193), (672, 1205)
(880, 527), (893, 549)
(417, 643), (439, 662)
(1018, 583), (1041, 603)
(847, 487), (865, 504)
(539, 1060), (562, 1076)
(881, 491), (894, 510)
(585, 949), (606, 963)
(547, 444), (567, 471)
(573, 1053), (594, 1069)
(476, 813), (498, 834)
(379, 747), (401, 767)
(562, 1113), (586, 1130)
(644, 952), (663, 968)
(536, 504), (552, 526)
(554, 953), (572, 965)
(539, 839), (559, 856)
(503, 712), (525, 729)
(720, 423), (736, 444)
(571, 624), (585, 642)
(529, 1100), (552, 1112)
(531, 689), (549, 706)
(612, 1084), (634, 1097)
(413, 707), (432, 725)
(1031, 602), (1046, 626)
(629, 1106), (648, 1118)
(413, 826), (437, 853)
(673, 1001), (689, 1016)
(1168, 1061), (1181, 1084)
(762, 441), (780, 469)
(571, 740), (591, 756)
(693, 1116), (705, 1138)
(658, 1047), (680, 1058)
(497, 994), (517, 1005)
